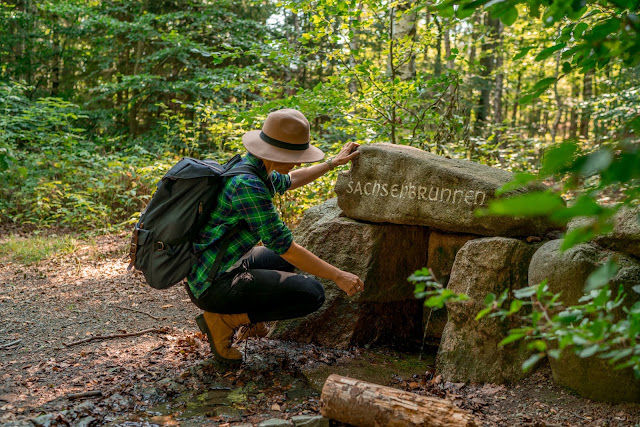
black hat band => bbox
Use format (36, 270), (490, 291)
(260, 131), (309, 151)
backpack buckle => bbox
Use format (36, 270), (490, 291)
(127, 227), (140, 271)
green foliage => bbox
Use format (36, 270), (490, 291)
(409, 267), (469, 309)
(476, 277), (640, 378)
(0, 234), (79, 264)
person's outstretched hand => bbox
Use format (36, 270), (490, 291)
(334, 270), (365, 297)
(331, 141), (360, 167)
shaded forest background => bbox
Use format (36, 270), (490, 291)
(0, 0), (638, 231)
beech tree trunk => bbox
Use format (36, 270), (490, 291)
(320, 374), (479, 427)
(392, 0), (417, 81)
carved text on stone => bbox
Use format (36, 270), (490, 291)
(345, 179), (487, 206)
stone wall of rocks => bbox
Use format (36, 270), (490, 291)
(278, 144), (640, 403)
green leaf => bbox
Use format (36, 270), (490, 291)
(518, 93), (538, 105)
(584, 258), (620, 292)
(535, 43), (566, 61)
(513, 47), (535, 60)
(437, 4), (455, 17)
(475, 306), (493, 321)
(499, 6), (518, 26)
(509, 299), (523, 314)
(481, 191), (565, 217)
(455, 4), (476, 19)
(529, 340), (547, 352)
(522, 353), (544, 372)
(548, 349), (561, 359)
(549, 195), (604, 223)
(496, 172), (537, 195)
(580, 149), (613, 177)
(573, 22), (588, 39)
(514, 285), (537, 299)
(579, 345), (600, 358)
(499, 333), (527, 347)
(532, 77), (557, 91)
(540, 141), (578, 176)
(560, 226), (597, 251)
(557, 309), (581, 324)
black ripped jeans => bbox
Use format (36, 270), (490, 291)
(185, 246), (326, 323)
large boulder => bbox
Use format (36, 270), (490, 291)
(436, 237), (541, 384)
(273, 199), (429, 350)
(335, 143), (559, 237)
(528, 240), (640, 403)
(569, 206), (640, 259)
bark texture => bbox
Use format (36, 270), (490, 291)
(320, 374), (479, 427)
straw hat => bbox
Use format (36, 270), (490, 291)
(242, 109), (324, 163)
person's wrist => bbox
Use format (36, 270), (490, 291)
(325, 157), (336, 170)
(331, 268), (343, 283)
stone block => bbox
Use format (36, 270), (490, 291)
(335, 143), (559, 237)
(274, 198), (429, 350)
(436, 237), (540, 384)
(258, 419), (292, 427)
(291, 415), (330, 427)
(422, 230), (479, 342)
(529, 239), (640, 403)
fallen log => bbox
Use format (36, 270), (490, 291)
(320, 374), (478, 427)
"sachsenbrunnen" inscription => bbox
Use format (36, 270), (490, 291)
(345, 179), (487, 206)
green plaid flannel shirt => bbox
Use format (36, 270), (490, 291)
(187, 153), (293, 298)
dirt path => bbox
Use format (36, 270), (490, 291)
(1, 233), (639, 426)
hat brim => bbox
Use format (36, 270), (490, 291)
(242, 130), (325, 163)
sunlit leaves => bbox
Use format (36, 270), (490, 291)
(480, 191), (565, 217)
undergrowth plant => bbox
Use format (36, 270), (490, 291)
(0, 234), (79, 264)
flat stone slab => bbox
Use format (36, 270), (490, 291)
(335, 143), (558, 237)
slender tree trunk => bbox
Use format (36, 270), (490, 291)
(551, 50), (563, 143)
(476, 13), (498, 134)
(348, 3), (363, 94)
(493, 21), (504, 126)
(580, 68), (593, 139)
(569, 79), (579, 139)
(392, 0), (417, 80)
(388, 0), (417, 144)
(128, 0), (148, 137)
(511, 71), (522, 126)
(444, 23), (453, 71)
(389, 6), (396, 144)
(467, 12), (480, 68)
(433, 16), (442, 77)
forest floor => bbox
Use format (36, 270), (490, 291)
(1, 231), (640, 427)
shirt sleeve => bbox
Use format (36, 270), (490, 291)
(230, 175), (293, 255)
(270, 171), (292, 195)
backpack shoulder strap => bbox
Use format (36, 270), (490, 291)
(202, 163), (270, 282)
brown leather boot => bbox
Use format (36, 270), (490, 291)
(235, 322), (271, 342)
(196, 312), (250, 365)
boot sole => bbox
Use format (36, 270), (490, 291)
(196, 314), (242, 366)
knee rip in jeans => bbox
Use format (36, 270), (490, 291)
(232, 270), (254, 287)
